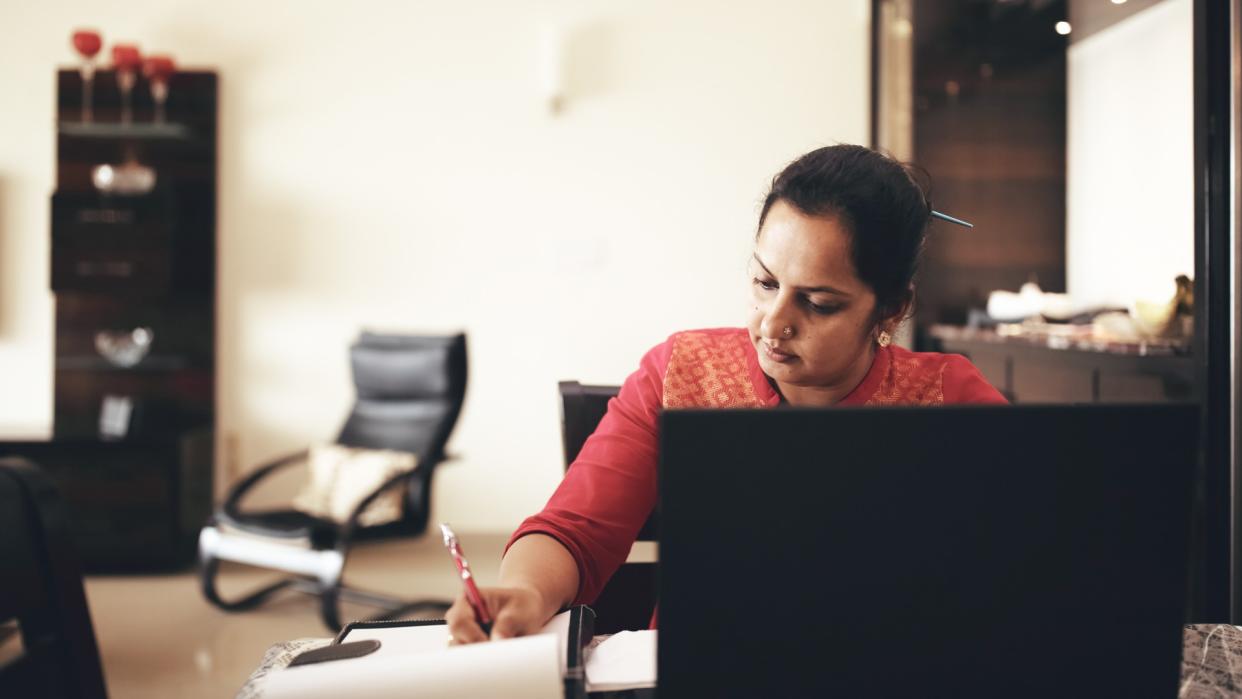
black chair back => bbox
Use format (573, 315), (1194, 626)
(339, 332), (467, 461)
(558, 381), (657, 634)
(0, 457), (107, 699)
(559, 381), (657, 540)
(338, 332), (467, 536)
(559, 382), (617, 466)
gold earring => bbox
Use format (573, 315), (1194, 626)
(877, 330), (892, 347)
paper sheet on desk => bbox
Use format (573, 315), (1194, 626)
(260, 633), (562, 699)
(340, 610), (573, 674)
(585, 630), (657, 692)
(260, 611), (574, 699)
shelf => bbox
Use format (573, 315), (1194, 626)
(56, 355), (192, 372)
(43, 68), (218, 573)
(58, 121), (193, 141)
(928, 324), (1192, 358)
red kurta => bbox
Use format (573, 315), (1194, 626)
(509, 327), (1007, 607)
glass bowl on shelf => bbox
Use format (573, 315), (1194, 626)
(94, 327), (154, 368)
(91, 161), (156, 195)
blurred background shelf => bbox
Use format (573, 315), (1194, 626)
(58, 121), (193, 140)
(55, 355), (193, 371)
(928, 324), (1195, 404)
(0, 67), (218, 572)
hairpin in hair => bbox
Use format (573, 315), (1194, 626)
(931, 210), (974, 228)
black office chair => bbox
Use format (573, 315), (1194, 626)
(558, 381), (657, 635)
(0, 457), (108, 699)
(199, 332), (467, 630)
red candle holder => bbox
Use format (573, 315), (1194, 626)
(112, 44), (142, 125)
(71, 29), (102, 123)
(143, 56), (176, 124)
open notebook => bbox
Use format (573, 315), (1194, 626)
(259, 606), (653, 699)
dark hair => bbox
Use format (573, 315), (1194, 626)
(757, 144), (932, 319)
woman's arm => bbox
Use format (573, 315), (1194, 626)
(447, 336), (676, 644)
(445, 533), (578, 643)
(503, 340), (672, 607)
(498, 533), (579, 612)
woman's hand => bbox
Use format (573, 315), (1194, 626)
(445, 585), (555, 644)
(446, 533), (579, 644)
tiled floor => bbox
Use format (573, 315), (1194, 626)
(83, 531), (508, 699)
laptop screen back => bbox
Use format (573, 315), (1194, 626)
(657, 404), (1196, 698)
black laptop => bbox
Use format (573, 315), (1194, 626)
(657, 404), (1197, 698)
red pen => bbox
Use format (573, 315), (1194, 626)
(440, 523), (494, 635)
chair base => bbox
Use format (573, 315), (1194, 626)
(198, 524), (450, 630)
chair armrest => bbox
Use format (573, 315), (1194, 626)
(221, 449), (310, 520)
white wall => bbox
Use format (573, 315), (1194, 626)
(0, 1), (870, 530)
(1066, 0), (1193, 307)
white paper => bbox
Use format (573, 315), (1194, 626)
(340, 611), (571, 664)
(539, 608), (572, 674)
(260, 612), (576, 699)
(584, 630), (658, 692)
(261, 633), (562, 699)
(339, 623), (450, 655)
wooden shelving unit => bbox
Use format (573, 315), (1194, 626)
(0, 69), (217, 570)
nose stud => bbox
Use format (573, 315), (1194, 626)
(782, 326), (793, 338)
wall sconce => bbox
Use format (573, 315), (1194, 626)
(538, 21), (567, 114)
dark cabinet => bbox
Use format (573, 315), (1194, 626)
(0, 69), (217, 570)
(52, 190), (176, 293)
(1, 434), (212, 569)
(928, 326), (1195, 405)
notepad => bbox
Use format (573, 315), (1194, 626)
(260, 610), (584, 699)
(337, 609), (575, 675)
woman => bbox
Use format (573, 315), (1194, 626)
(446, 144), (1006, 643)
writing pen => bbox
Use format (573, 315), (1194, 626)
(440, 523), (494, 636)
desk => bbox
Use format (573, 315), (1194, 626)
(1182, 625), (1242, 697)
(237, 624), (1240, 698)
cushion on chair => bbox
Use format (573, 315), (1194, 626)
(291, 443), (418, 527)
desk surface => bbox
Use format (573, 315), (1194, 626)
(237, 623), (1242, 698)
(1183, 624), (1242, 697)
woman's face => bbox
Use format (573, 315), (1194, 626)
(746, 200), (883, 404)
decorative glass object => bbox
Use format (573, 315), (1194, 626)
(91, 160), (156, 195)
(71, 29), (102, 123)
(111, 44), (142, 125)
(143, 55), (175, 124)
(95, 327), (154, 368)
